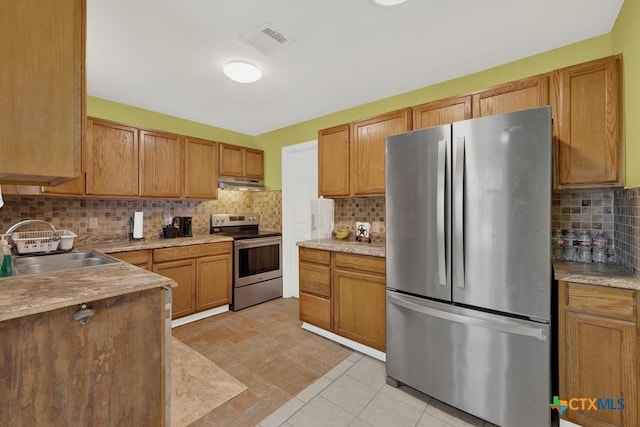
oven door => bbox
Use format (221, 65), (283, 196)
(234, 236), (282, 288)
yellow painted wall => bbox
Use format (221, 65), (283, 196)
(255, 34), (615, 190)
(87, 97), (255, 147)
(612, 0), (640, 188)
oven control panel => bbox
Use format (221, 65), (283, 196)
(211, 214), (260, 226)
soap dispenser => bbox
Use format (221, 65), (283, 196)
(0, 235), (12, 277)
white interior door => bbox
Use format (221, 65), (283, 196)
(282, 140), (318, 298)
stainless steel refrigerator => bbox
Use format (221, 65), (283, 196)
(385, 106), (553, 427)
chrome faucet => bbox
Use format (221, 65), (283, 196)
(4, 219), (60, 241)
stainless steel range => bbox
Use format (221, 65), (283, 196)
(210, 214), (282, 311)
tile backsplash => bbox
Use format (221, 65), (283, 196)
(0, 189), (282, 242)
(334, 197), (386, 235)
(551, 189), (615, 249)
(614, 187), (640, 276)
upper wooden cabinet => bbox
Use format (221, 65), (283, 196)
(139, 129), (183, 198)
(0, 0), (85, 185)
(318, 125), (350, 197)
(351, 108), (412, 196)
(219, 143), (264, 179)
(413, 95), (472, 129)
(318, 109), (411, 198)
(86, 118), (139, 197)
(553, 55), (623, 189)
(471, 75), (549, 118)
(184, 137), (218, 199)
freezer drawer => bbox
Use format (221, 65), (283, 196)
(386, 291), (551, 427)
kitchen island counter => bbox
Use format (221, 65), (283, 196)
(297, 237), (385, 258)
(0, 261), (174, 322)
(554, 261), (640, 291)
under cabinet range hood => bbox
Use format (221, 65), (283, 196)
(218, 176), (265, 191)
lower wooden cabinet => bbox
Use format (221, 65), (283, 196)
(0, 289), (166, 426)
(559, 281), (638, 427)
(153, 242), (232, 319)
(299, 247), (332, 329)
(298, 247), (386, 351)
(154, 258), (196, 319)
(334, 253), (386, 352)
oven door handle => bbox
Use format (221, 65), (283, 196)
(234, 237), (282, 248)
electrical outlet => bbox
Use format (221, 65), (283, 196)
(89, 217), (98, 228)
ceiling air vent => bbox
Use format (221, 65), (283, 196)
(242, 23), (291, 55)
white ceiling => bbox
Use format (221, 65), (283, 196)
(87, 0), (624, 136)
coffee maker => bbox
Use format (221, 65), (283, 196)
(172, 216), (193, 237)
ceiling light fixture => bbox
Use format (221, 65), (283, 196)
(368, 0), (408, 7)
(223, 60), (262, 83)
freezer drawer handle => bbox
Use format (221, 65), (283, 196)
(453, 137), (465, 289)
(436, 138), (447, 287)
(388, 293), (547, 340)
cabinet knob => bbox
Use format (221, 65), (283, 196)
(73, 304), (96, 325)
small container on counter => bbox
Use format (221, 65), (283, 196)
(552, 229), (565, 261)
(592, 246), (607, 263)
(563, 230), (577, 262)
(577, 245), (592, 263)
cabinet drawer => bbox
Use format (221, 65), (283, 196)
(299, 247), (330, 265)
(110, 249), (151, 266)
(299, 262), (331, 297)
(335, 252), (385, 275)
(153, 242), (232, 263)
(563, 281), (636, 321)
(300, 292), (331, 331)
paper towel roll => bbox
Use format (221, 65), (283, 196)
(133, 211), (143, 239)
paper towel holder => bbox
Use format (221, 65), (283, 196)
(128, 212), (146, 241)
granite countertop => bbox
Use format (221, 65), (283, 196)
(76, 234), (234, 254)
(297, 238), (386, 258)
(0, 261), (175, 322)
(0, 234), (236, 322)
(554, 261), (640, 291)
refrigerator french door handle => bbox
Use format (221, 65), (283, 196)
(454, 136), (465, 289)
(387, 292), (547, 340)
(436, 138), (447, 287)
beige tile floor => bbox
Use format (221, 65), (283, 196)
(175, 298), (560, 427)
(258, 352), (498, 427)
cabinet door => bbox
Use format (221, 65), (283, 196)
(139, 130), (183, 198)
(0, 289), (165, 426)
(244, 148), (264, 179)
(350, 108), (412, 196)
(413, 95), (472, 129)
(553, 56), (622, 188)
(334, 268), (386, 351)
(196, 253), (232, 311)
(471, 75), (549, 118)
(154, 259), (196, 319)
(86, 118), (139, 196)
(0, 0), (84, 185)
(563, 312), (637, 427)
(219, 143), (244, 177)
(318, 124), (350, 197)
(184, 137), (218, 199)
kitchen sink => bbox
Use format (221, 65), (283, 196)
(11, 251), (119, 276)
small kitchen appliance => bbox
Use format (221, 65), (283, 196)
(210, 214), (282, 311)
(171, 216), (192, 237)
